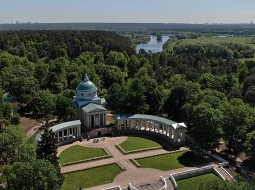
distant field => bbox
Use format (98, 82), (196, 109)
(177, 173), (219, 190)
(118, 136), (161, 153)
(61, 164), (123, 190)
(135, 151), (208, 171)
(176, 37), (255, 46)
(164, 36), (255, 60)
(59, 145), (107, 165)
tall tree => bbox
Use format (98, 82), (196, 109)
(3, 159), (61, 190)
(244, 130), (255, 161)
(29, 90), (56, 121)
(198, 177), (255, 190)
(56, 94), (75, 121)
(36, 127), (58, 166)
(163, 77), (200, 122)
(36, 127), (63, 186)
(0, 125), (36, 165)
(221, 98), (250, 151)
(190, 102), (223, 149)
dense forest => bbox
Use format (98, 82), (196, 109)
(0, 30), (255, 188)
(1, 23), (255, 35)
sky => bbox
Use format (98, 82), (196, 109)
(0, 0), (255, 24)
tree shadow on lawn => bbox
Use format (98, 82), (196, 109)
(177, 151), (210, 167)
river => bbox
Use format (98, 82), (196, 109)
(136, 35), (170, 54)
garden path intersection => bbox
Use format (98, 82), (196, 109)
(58, 137), (219, 190)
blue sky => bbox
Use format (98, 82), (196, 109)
(0, 0), (255, 23)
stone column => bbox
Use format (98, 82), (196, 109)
(173, 130), (179, 142)
(181, 130), (185, 141)
(79, 126), (81, 136)
(167, 126), (170, 137)
(67, 128), (70, 138)
(129, 120), (131, 129)
(103, 113), (105, 126)
(88, 115), (90, 128)
(57, 131), (60, 142)
(139, 120), (142, 130)
(169, 128), (172, 139)
(94, 114), (96, 128)
(59, 131), (62, 142)
(105, 113), (107, 126)
(98, 113), (102, 127)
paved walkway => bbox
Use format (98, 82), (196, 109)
(58, 137), (208, 190)
(60, 137), (175, 173)
(58, 137), (190, 189)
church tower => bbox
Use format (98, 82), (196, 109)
(73, 75), (107, 130)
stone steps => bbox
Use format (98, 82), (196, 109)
(215, 167), (233, 181)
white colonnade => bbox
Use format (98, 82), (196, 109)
(56, 125), (81, 143)
(116, 118), (186, 144)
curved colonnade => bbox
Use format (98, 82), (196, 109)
(116, 114), (186, 145)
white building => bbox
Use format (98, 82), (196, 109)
(73, 74), (107, 130)
(37, 75), (187, 146)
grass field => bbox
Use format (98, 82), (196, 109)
(59, 145), (107, 165)
(177, 173), (219, 190)
(61, 164), (123, 190)
(135, 151), (208, 171)
(177, 37), (255, 46)
(164, 36), (255, 54)
(118, 137), (161, 152)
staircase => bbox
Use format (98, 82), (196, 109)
(165, 178), (175, 190)
(214, 166), (233, 181)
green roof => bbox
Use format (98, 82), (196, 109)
(116, 114), (186, 129)
(35, 120), (81, 141)
(82, 103), (107, 113)
(77, 80), (97, 91)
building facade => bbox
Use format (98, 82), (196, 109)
(37, 75), (187, 146)
(73, 74), (107, 131)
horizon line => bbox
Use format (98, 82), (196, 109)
(0, 21), (253, 25)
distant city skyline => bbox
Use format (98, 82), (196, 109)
(0, 0), (255, 24)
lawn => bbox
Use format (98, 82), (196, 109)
(118, 137), (161, 153)
(61, 163), (123, 190)
(177, 37), (255, 47)
(59, 145), (108, 165)
(135, 151), (208, 171)
(177, 173), (220, 190)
